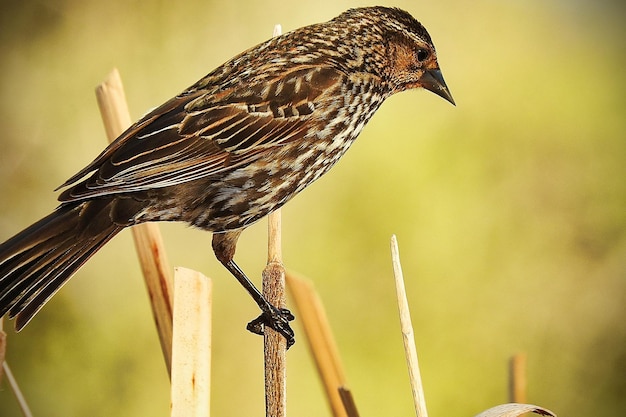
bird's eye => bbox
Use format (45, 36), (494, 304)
(416, 49), (429, 62)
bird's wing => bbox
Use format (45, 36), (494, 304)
(59, 66), (343, 201)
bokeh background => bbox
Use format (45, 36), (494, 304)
(0, 0), (624, 416)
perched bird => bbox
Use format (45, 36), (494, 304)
(0, 6), (453, 347)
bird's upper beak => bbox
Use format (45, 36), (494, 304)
(419, 68), (455, 105)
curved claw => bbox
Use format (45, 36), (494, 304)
(246, 306), (296, 348)
(278, 308), (295, 321)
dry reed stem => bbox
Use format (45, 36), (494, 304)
(0, 317), (5, 381)
(509, 353), (528, 403)
(390, 235), (428, 417)
(261, 23), (288, 417)
(285, 272), (352, 417)
(2, 361), (33, 417)
(96, 69), (175, 375)
(171, 267), (212, 417)
(338, 387), (360, 417)
(263, 209), (288, 417)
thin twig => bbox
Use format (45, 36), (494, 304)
(2, 292), (34, 417)
(171, 267), (212, 417)
(285, 272), (352, 417)
(262, 23), (288, 417)
(390, 235), (428, 417)
(95, 69), (175, 375)
(2, 361), (34, 417)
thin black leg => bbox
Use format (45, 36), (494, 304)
(223, 259), (295, 348)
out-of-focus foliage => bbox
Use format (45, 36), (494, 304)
(0, 1), (624, 416)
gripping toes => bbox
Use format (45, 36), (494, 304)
(247, 306), (296, 348)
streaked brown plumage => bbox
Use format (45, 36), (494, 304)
(0, 6), (453, 347)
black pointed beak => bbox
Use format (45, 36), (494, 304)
(420, 69), (455, 105)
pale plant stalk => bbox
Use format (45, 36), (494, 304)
(170, 267), (212, 417)
(2, 361), (34, 417)
(286, 272), (353, 417)
(509, 353), (528, 403)
(96, 69), (175, 376)
(391, 235), (428, 417)
(1, 268), (33, 417)
(262, 23), (288, 417)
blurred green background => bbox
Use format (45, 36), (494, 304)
(0, 0), (624, 416)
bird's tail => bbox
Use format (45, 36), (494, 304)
(0, 199), (124, 330)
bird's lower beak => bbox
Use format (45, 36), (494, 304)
(420, 69), (455, 105)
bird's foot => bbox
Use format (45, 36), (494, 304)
(247, 306), (296, 348)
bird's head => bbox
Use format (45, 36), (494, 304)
(336, 7), (455, 105)
(385, 31), (455, 105)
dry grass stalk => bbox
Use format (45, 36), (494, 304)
(0, 317), (5, 381)
(2, 360), (34, 417)
(263, 209), (288, 417)
(338, 387), (360, 417)
(509, 353), (527, 403)
(285, 272), (354, 417)
(2, 317), (30, 416)
(170, 267), (212, 417)
(261, 23), (289, 417)
(390, 235), (428, 417)
(95, 69), (175, 375)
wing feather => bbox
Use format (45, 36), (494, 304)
(59, 66), (343, 201)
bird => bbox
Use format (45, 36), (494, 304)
(0, 6), (454, 348)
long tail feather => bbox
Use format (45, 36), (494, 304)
(0, 200), (124, 329)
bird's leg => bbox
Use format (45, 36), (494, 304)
(212, 231), (295, 348)
(224, 259), (295, 346)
